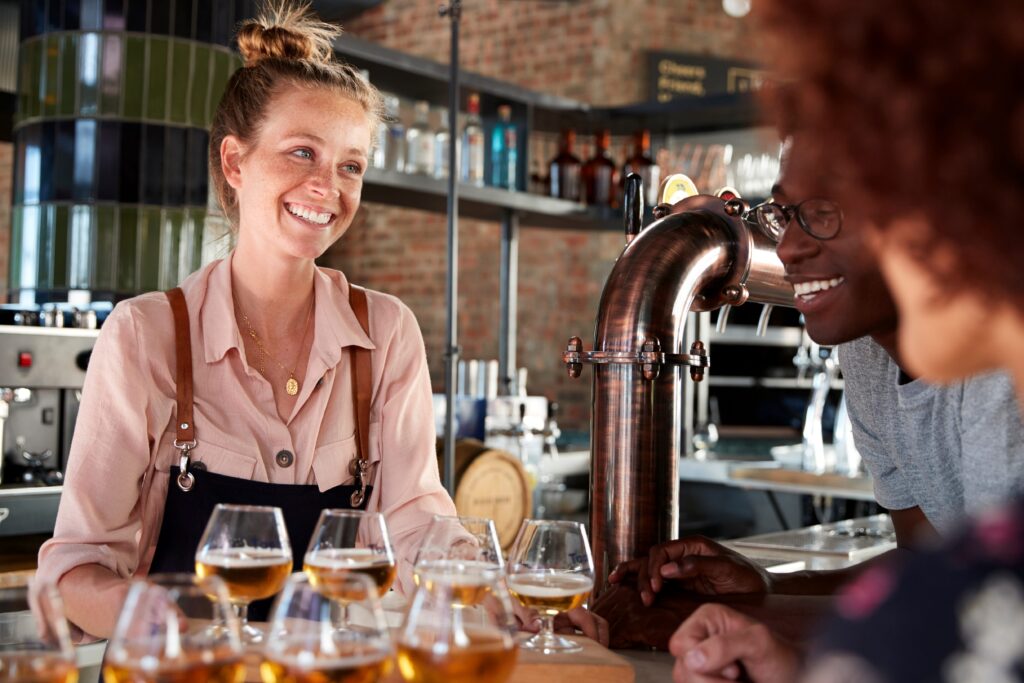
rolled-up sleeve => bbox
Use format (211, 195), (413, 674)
(35, 301), (167, 622)
(366, 300), (456, 595)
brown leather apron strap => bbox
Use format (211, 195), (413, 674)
(165, 288), (197, 492)
(348, 284), (373, 507)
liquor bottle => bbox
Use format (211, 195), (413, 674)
(622, 129), (661, 207)
(581, 130), (618, 208)
(405, 100), (434, 175)
(433, 107), (453, 179)
(374, 94), (405, 173)
(461, 93), (485, 186)
(548, 129), (582, 201)
(490, 104), (517, 190)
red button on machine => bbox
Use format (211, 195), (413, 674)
(18, 351), (32, 368)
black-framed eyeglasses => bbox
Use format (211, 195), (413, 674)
(748, 199), (843, 242)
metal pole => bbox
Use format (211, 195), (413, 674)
(440, 1), (462, 495)
(498, 209), (519, 394)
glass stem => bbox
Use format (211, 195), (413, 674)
(233, 602), (249, 626)
(540, 614), (556, 638)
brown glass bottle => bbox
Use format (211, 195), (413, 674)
(582, 130), (619, 208)
(622, 130), (661, 207)
(548, 130), (582, 201)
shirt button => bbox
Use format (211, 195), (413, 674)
(275, 450), (294, 468)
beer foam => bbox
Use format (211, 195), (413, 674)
(415, 559), (500, 586)
(271, 649), (389, 671)
(198, 548), (292, 567)
(304, 548), (391, 569)
(507, 573), (593, 598)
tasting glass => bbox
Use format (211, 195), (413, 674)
(102, 573), (244, 683)
(506, 519), (595, 654)
(396, 569), (517, 683)
(260, 573), (392, 683)
(412, 515), (503, 605)
(0, 584), (77, 683)
(194, 503), (293, 643)
(304, 510), (396, 598)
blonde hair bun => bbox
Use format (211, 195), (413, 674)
(237, 1), (341, 67)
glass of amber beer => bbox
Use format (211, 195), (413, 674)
(303, 510), (396, 604)
(195, 504), (293, 643)
(412, 516), (503, 606)
(260, 573), (393, 683)
(396, 569), (517, 683)
(0, 584), (77, 683)
(506, 520), (595, 654)
(102, 573), (244, 683)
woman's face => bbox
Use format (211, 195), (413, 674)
(224, 85), (372, 261)
(871, 218), (998, 382)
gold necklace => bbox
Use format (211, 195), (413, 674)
(239, 297), (314, 396)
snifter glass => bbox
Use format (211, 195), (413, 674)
(396, 570), (518, 683)
(304, 510), (397, 602)
(260, 573), (393, 683)
(412, 515), (503, 605)
(506, 519), (595, 654)
(102, 573), (244, 683)
(0, 584), (77, 683)
(195, 503), (293, 643)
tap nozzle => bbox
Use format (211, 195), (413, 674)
(756, 304), (774, 337)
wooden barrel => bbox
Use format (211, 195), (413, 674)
(437, 439), (532, 550)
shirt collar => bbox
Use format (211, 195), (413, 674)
(199, 253), (375, 367)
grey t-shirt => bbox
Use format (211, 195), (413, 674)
(838, 336), (1024, 535)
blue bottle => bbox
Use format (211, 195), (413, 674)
(490, 105), (517, 190)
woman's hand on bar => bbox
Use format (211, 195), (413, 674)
(608, 536), (772, 606)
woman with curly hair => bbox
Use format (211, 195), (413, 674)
(670, 0), (1024, 681)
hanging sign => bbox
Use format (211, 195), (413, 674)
(648, 51), (766, 102)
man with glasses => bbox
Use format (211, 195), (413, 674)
(599, 146), (1024, 646)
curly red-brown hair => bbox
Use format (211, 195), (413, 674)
(757, 0), (1024, 308)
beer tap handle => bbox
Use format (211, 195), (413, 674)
(623, 173), (645, 244)
(756, 304), (774, 337)
(715, 305), (732, 334)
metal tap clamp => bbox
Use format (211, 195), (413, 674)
(562, 335), (711, 378)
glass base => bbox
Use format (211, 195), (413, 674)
(240, 621), (265, 645)
(519, 631), (582, 654)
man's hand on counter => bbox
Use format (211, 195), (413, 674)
(608, 536), (772, 606)
(669, 604), (802, 683)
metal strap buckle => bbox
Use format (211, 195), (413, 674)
(350, 458), (369, 507)
(174, 440), (196, 493)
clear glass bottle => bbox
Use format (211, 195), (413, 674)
(405, 100), (434, 175)
(549, 129), (582, 201)
(622, 129), (661, 207)
(374, 94), (405, 173)
(461, 93), (485, 187)
(581, 130), (618, 208)
(433, 107), (453, 179)
(490, 104), (517, 190)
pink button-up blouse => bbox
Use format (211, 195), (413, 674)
(36, 255), (455, 631)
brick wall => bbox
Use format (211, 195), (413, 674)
(323, 0), (764, 434)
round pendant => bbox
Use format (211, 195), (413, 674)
(285, 377), (299, 396)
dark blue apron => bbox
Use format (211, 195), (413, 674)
(147, 286), (375, 621)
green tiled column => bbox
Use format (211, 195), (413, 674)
(10, 0), (253, 304)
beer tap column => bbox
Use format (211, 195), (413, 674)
(564, 195), (793, 592)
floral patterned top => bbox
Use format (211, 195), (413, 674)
(804, 498), (1024, 682)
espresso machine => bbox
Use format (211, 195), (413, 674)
(0, 305), (104, 537)
(563, 176), (794, 591)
